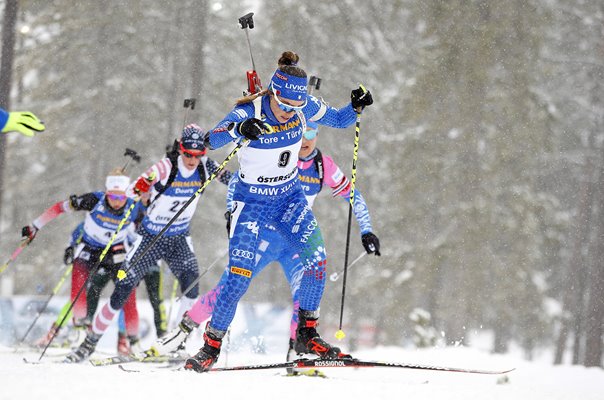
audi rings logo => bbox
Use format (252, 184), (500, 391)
(232, 249), (254, 260)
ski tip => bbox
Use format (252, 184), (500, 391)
(118, 365), (139, 373)
(23, 357), (42, 365)
(498, 367), (516, 374)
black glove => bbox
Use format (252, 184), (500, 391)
(225, 210), (232, 236)
(362, 232), (381, 256)
(237, 118), (264, 140)
(351, 86), (373, 110)
(63, 246), (75, 265)
(21, 225), (38, 242)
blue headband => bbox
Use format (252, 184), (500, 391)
(307, 120), (318, 130)
(270, 69), (308, 101)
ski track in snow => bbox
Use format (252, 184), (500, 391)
(1, 345), (602, 400)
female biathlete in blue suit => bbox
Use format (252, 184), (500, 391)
(147, 120), (381, 375)
(181, 51), (373, 372)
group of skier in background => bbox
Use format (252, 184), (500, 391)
(2, 49), (381, 373)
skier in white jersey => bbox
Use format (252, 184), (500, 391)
(22, 169), (144, 348)
(65, 125), (233, 362)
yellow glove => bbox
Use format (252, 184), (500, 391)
(2, 111), (45, 137)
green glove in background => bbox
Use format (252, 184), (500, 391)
(2, 111), (45, 137)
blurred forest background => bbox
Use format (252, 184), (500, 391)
(0, 0), (602, 367)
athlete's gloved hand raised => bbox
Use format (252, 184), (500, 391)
(134, 176), (152, 194)
(351, 86), (373, 111)
(361, 232), (381, 256)
(236, 118), (266, 140)
(3, 111), (46, 137)
(21, 225), (38, 242)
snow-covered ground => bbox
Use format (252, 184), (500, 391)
(2, 340), (603, 400)
(1, 297), (602, 400)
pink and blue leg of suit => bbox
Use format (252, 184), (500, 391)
(207, 180), (326, 333)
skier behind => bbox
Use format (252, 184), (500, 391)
(0, 107), (45, 137)
(36, 221), (167, 355)
(177, 50), (373, 372)
(65, 125), (233, 362)
(147, 120), (380, 376)
(23, 169), (145, 348)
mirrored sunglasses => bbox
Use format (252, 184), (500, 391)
(303, 129), (318, 140)
(271, 87), (307, 112)
(107, 193), (127, 201)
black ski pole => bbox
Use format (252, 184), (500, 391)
(335, 85), (367, 340)
(238, 12), (262, 95)
(158, 97), (200, 327)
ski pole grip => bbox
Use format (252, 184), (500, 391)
(309, 76), (322, 91)
(183, 98), (197, 110)
(238, 12), (254, 29)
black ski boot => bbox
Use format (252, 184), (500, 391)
(294, 310), (351, 359)
(184, 325), (224, 373)
(64, 332), (100, 363)
(287, 337), (327, 377)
